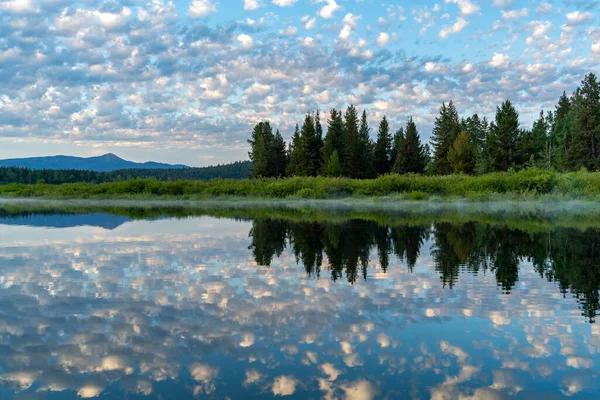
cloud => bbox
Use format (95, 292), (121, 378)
(272, 376), (298, 396)
(272, 0), (297, 7)
(189, 0), (217, 18)
(244, 0), (264, 11)
(501, 8), (528, 20)
(593, 41), (600, 54)
(0, 0), (37, 14)
(566, 11), (593, 25)
(376, 32), (390, 47)
(444, 0), (480, 16)
(439, 17), (468, 38)
(317, 0), (340, 19)
(237, 33), (254, 50)
(492, 0), (513, 7)
(489, 53), (510, 68)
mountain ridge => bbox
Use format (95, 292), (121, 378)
(0, 153), (189, 172)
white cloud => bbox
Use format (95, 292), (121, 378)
(272, 376), (298, 396)
(501, 8), (528, 20)
(339, 13), (361, 40)
(462, 63), (473, 73)
(536, 2), (552, 14)
(0, 0), (37, 14)
(189, 0), (217, 18)
(237, 34), (254, 50)
(592, 41), (600, 55)
(444, 0), (480, 16)
(566, 11), (593, 26)
(492, 0), (513, 7)
(279, 25), (297, 36)
(272, 0), (297, 7)
(317, 0), (340, 19)
(243, 0), (263, 11)
(304, 17), (316, 30)
(439, 17), (467, 39)
(376, 32), (390, 47)
(489, 53), (510, 68)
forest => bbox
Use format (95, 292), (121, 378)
(248, 72), (600, 178)
(0, 161), (252, 184)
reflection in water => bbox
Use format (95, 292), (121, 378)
(0, 207), (600, 399)
(249, 218), (600, 323)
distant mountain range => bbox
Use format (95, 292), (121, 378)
(0, 153), (189, 172)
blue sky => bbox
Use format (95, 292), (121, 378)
(1, 0), (599, 166)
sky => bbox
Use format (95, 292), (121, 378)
(0, 0), (599, 166)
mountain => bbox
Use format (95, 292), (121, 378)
(0, 153), (189, 172)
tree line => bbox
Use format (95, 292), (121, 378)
(0, 161), (252, 184)
(248, 72), (600, 178)
(249, 218), (600, 322)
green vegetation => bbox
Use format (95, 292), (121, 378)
(0, 161), (252, 185)
(248, 72), (600, 179)
(4, 168), (600, 200)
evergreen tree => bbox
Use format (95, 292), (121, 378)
(322, 109), (346, 174)
(391, 127), (405, 170)
(550, 91), (572, 171)
(402, 117), (426, 173)
(447, 131), (476, 174)
(343, 105), (360, 178)
(566, 73), (600, 171)
(461, 114), (489, 174)
(528, 111), (550, 168)
(297, 112), (322, 176)
(374, 116), (392, 175)
(271, 129), (287, 177)
(488, 100), (523, 171)
(248, 121), (274, 177)
(323, 150), (343, 177)
(286, 124), (303, 176)
(356, 110), (375, 178)
(431, 101), (460, 175)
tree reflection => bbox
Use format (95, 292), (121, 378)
(248, 218), (600, 323)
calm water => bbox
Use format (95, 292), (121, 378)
(1, 204), (600, 399)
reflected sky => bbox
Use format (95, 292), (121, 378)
(0, 212), (599, 399)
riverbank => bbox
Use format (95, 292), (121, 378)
(2, 168), (600, 201)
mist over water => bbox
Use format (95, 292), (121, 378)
(0, 203), (599, 399)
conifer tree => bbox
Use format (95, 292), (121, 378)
(248, 121), (274, 177)
(356, 110), (375, 178)
(550, 91), (572, 171)
(566, 73), (600, 171)
(528, 111), (549, 168)
(299, 112), (323, 176)
(402, 117), (426, 173)
(271, 129), (287, 177)
(488, 100), (522, 171)
(374, 116), (392, 175)
(391, 127), (404, 171)
(343, 105), (360, 178)
(447, 131), (476, 174)
(323, 150), (343, 177)
(431, 101), (460, 175)
(322, 109), (346, 173)
(286, 124), (303, 176)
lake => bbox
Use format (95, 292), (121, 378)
(0, 201), (599, 399)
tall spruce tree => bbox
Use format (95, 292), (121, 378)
(566, 73), (600, 171)
(528, 111), (550, 168)
(447, 131), (476, 174)
(248, 121), (274, 177)
(286, 124), (303, 176)
(391, 127), (405, 171)
(488, 100), (522, 171)
(356, 110), (375, 178)
(431, 101), (460, 175)
(461, 114), (489, 174)
(344, 105), (360, 178)
(374, 116), (392, 175)
(322, 109), (346, 174)
(402, 117), (426, 173)
(550, 91), (572, 171)
(271, 129), (287, 177)
(323, 150), (343, 177)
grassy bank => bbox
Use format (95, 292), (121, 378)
(2, 168), (600, 200)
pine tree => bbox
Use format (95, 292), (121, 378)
(447, 131), (476, 174)
(356, 110), (375, 178)
(343, 105), (360, 178)
(488, 100), (522, 171)
(374, 116), (392, 176)
(322, 109), (346, 174)
(323, 150), (343, 177)
(271, 129), (287, 177)
(286, 124), (303, 176)
(550, 91), (572, 171)
(402, 117), (426, 173)
(391, 127), (404, 171)
(566, 73), (600, 171)
(529, 111), (549, 168)
(431, 101), (460, 175)
(248, 121), (274, 177)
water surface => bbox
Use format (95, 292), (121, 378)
(0, 203), (599, 399)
